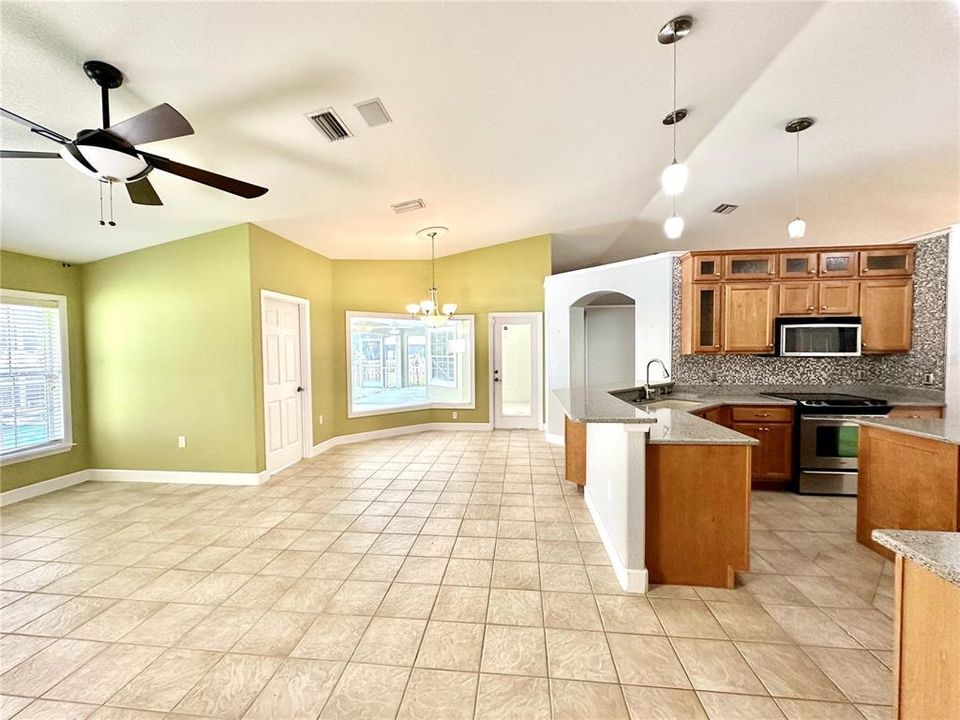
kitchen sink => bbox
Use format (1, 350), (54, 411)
(636, 398), (703, 411)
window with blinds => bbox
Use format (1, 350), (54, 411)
(0, 290), (71, 459)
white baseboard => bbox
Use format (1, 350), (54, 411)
(88, 468), (268, 486)
(544, 432), (564, 446)
(0, 470), (91, 507)
(584, 488), (649, 594)
(310, 422), (493, 457)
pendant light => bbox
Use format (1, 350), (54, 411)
(405, 226), (458, 327)
(659, 16), (692, 197)
(785, 117), (814, 240)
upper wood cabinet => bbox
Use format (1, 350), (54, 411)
(779, 282), (818, 316)
(691, 284), (723, 353)
(680, 244), (915, 355)
(723, 283), (776, 353)
(692, 255), (723, 282)
(724, 253), (777, 280)
(819, 251), (858, 278)
(819, 280), (859, 315)
(860, 278), (913, 353)
(779, 253), (819, 279)
(860, 247), (915, 277)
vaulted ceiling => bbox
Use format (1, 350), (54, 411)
(1, 2), (957, 269)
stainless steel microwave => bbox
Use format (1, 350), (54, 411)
(776, 317), (862, 357)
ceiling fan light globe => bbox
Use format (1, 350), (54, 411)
(406, 303), (421, 315)
(663, 214), (685, 240)
(442, 303), (458, 315)
(660, 161), (688, 196)
(788, 217), (807, 240)
(420, 300), (436, 313)
(60, 145), (149, 183)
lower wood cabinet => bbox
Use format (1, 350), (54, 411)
(860, 279), (913, 353)
(723, 283), (776, 353)
(564, 416), (586, 487)
(888, 406), (944, 419)
(857, 426), (959, 560)
(730, 422), (793, 486)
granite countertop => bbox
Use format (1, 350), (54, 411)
(856, 417), (960, 446)
(554, 381), (948, 447)
(872, 530), (960, 586)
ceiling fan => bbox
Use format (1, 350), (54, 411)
(1, 60), (268, 216)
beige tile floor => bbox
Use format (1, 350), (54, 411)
(0, 430), (896, 719)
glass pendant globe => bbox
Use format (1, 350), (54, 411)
(660, 161), (688, 196)
(788, 217), (806, 240)
(663, 214), (685, 240)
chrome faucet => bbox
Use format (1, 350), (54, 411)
(642, 359), (674, 400)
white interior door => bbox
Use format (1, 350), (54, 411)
(262, 296), (304, 472)
(492, 313), (542, 429)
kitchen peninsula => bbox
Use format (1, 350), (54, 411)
(556, 382), (947, 593)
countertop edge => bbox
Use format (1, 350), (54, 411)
(871, 530), (960, 587)
(857, 418), (960, 446)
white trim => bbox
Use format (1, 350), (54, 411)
(584, 488), (649, 593)
(946, 224), (960, 420)
(260, 289), (313, 474)
(0, 288), (73, 463)
(310, 422), (493, 457)
(0, 469), (90, 506)
(489, 312), (544, 430)
(544, 432), (563, 445)
(345, 311), (476, 419)
(89, 468), (268, 486)
(544, 250), (682, 284)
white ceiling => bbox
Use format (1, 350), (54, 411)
(0, 2), (957, 269)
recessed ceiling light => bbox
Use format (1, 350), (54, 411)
(355, 98), (392, 128)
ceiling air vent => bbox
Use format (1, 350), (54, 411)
(355, 98), (392, 128)
(391, 198), (425, 214)
(305, 108), (352, 142)
(712, 203), (739, 214)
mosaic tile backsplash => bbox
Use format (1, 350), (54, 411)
(671, 233), (949, 390)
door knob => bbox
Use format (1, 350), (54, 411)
(296, 386), (305, 392)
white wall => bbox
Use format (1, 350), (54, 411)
(586, 307), (635, 386)
(544, 252), (677, 438)
(946, 225), (960, 421)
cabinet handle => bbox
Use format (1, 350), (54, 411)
(821, 306), (828, 310)
(807, 306), (815, 311)
(863, 267), (869, 273)
(768, 271), (775, 275)
(808, 269), (816, 274)
(757, 413), (770, 417)
(714, 272), (720, 276)
(714, 345), (721, 349)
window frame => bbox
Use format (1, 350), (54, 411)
(0, 288), (74, 465)
(345, 311), (475, 419)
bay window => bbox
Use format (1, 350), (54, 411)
(347, 312), (474, 417)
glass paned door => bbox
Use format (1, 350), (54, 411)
(492, 314), (542, 429)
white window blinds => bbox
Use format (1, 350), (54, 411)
(0, 293), (68, 456)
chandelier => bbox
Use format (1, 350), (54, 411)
(405, 226), (458, 327)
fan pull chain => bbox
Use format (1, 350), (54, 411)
(108, 182), (116, 226)
(98, 181), (106, 226)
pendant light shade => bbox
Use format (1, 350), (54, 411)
(664, 214), (685, 240)
(785, 117), (814, 241)
(661, 161), (688, 196)
(788, 217), (806, 240)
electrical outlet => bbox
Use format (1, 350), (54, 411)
(452, 411), (458, 419)
(318, 414), (324, 425)
(856, 369), (865, 381)
(177, 436), (186, 448)
(923, 373), (935, 385)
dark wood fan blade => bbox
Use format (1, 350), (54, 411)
(126, 177), (163, 206)
(108, 103), (194, 146)
(1, 108), (70, 143)
(139, 151), (267, 199)
(1, 150), (61, 158)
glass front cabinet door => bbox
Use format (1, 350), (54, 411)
(692, 284), (722, 353)
(779, 252), (819, 279)
(692, 255), (723, 282)
(860, 248), (914, 277)
(819, 251), (858, 278)
(724, 253), (777, 280)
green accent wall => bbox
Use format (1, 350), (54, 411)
(82, 224), (260, 473)
(0, 252), (91, 492)
(249, 224), (336, 466)
(1, 226), (550, 489)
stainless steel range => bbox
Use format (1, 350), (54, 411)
(762, 392), (892, 495)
